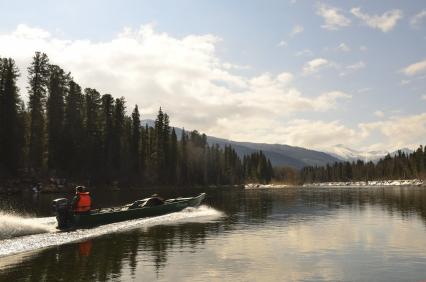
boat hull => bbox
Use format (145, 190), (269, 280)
(60, 193), (206, 230)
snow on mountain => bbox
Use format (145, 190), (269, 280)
(326, 144), (413, 162)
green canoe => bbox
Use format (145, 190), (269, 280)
(53, 193), (206, 230)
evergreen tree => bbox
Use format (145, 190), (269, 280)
(0, 58), (23, 174)
(131, 105), (141, 173)
(154, 108), (165, 182)
(63, 79), (84, 175)
(140, 124), (147, 178)
(101, 94), (115, 176)
(300, 145), (426, 183)
(113, 97), (126, 172)
(84, 88), (102, 180)
(162, 113), (171, 182)
(47, 64), (68, 171)
(0, 58), (3, 173)
(179, 128), (189, 185)
(28, 52), (50, 172)
(241, 150), (273, 184)
(0, 53), (280, 187)
(169, 128), (178, 184)
(120, 116), (133, 180)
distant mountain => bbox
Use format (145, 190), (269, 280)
(325, 144), (413, 162)
(325, 144), (387, 162)
(143, 120), (415, 168)
(141, 120), (340, 169)
(206, 136), (341, 169)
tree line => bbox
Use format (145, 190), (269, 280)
(301, 146), (426, 183)
(242, 151), (273, 184)
(0, 52), (273, 186)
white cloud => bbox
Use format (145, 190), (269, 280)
(336, 43), (351, 52)
(302, 58), (330, 75)
(264, 112), (426, 151)
(277, 40), (288, 47)
(347, 61), (366, 70)
(359, 113), (426, 151)
(316, 4), (351, 30)
(359, 45), (368, 52)
(203, 89), (352, 145)
(290, 25), (304, 37)
(351, 7), (403, 32)
(422, 95), (426, 101)
(247, 112), (426, 151)
(241, 75), (350, 115)
(313, 91), (351, 110)
(276, 72), (294, 84)
(0, 24), (353, 146)
(13, 24), (52, 39)
(374, 110), (385, 118)
(222, 62), (251, 70)
(295, 49), (313, 57)
(277, 119), (357, 149)
(339, 61), (366, 76)
(3, 24), (421, 152)
(410, 10), (426, 28)
(401, 59), (426, 76)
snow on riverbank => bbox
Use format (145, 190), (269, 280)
(245, 183), (291, 189)
(303, 179), (424, 187)
(245, 179), (424, 189)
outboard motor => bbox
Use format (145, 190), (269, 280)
(52, 198), (72, 229)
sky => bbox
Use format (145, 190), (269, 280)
(0, 0), (425, 152)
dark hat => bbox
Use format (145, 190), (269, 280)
(76, 186), (85, 192)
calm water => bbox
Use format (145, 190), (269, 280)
(1, 186), (426, 281)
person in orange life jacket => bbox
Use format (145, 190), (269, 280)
(72, 186), (92, 214)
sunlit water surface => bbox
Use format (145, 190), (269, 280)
(1, 186), (426, 281)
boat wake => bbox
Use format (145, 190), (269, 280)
(0, 205), (223, 258)
(0, 212), (56, 240)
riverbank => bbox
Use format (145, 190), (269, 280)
(245, 179), (425, 189)
(304, 179), (424, 187)
(245, 183), (293, 189)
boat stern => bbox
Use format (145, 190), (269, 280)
(52, 198), (73, 230)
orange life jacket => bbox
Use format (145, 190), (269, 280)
(75, 192), (91, 212)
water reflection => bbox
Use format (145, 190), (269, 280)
(297, 187), (426, 224)
(0, 219), (222, 281)
(78, 240), (92, 257)
(1, 186), (426, 281)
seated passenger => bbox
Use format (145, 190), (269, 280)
(72, 186), (92, 214)
(127, 194), (165, 209)
(149, 194), (165, 206)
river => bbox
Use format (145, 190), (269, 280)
(0, 186), (426, 281)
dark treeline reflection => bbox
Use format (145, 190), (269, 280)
(215, 187), (426, 226)
(296, 187), (426, 224)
